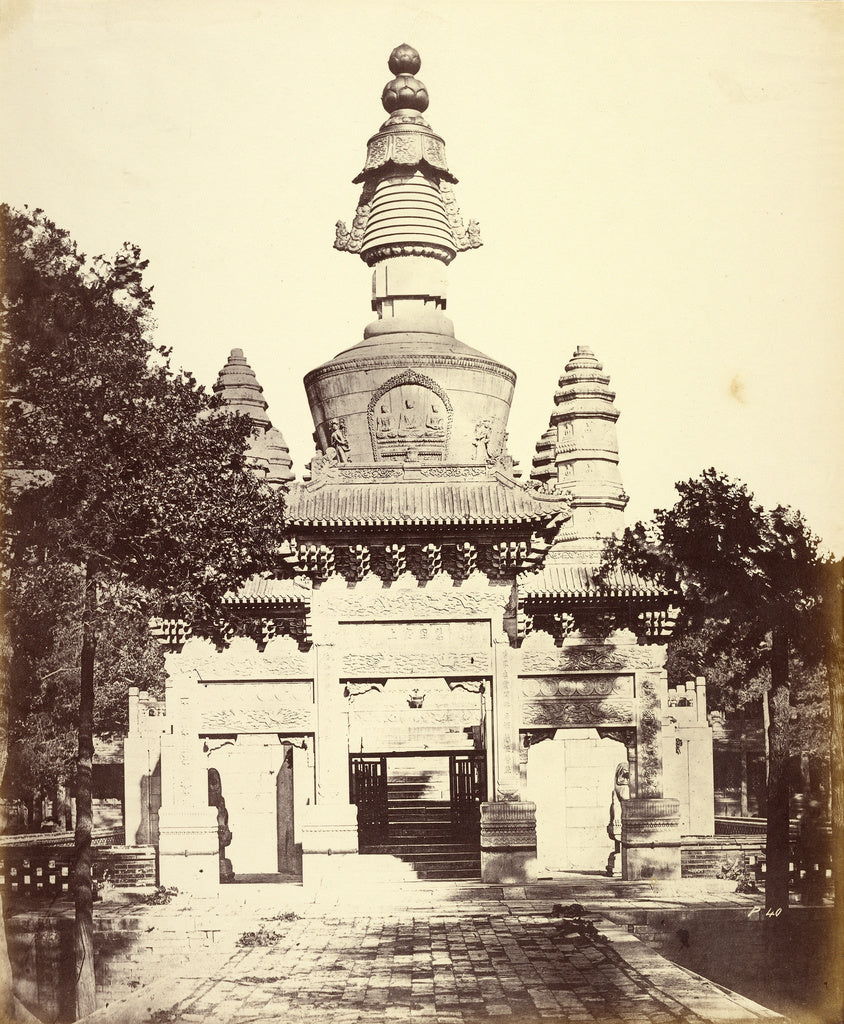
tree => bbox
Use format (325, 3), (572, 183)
(1, 204), (285, 1017)
(601, 469), (842, 1013)
(668, 615), (831, 813)
(4, 564), (166, 828)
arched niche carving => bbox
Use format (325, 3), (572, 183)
(367, 370), (453, 462)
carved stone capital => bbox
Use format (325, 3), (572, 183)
(480, 801), (537, 848)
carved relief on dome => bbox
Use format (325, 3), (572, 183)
(368, 370), (453, 462)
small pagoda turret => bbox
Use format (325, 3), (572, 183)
(214, 347), (294, 485)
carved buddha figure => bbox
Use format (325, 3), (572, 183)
(425, 400), (445, 435)
(398, 397), (421, 436)
(375, 403), (396, 438)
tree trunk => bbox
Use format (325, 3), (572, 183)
(74, 565), (97, 1019)
(825, 622), (843, 1021)
(765, 628), (791, 917)
(0, 659), (16, 1021)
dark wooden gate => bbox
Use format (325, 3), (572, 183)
(449, 753), (487, 834)
(349, 755), (388, 841)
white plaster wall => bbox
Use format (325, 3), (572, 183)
(203, 735), (313, 875)
(205, 737), (278, 874)
(528, 732), (624, 873)
(662, 724), (715, 837)
(123, 734), (162, 847)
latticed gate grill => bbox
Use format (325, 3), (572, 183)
(349, 755), (388, 841)
(449, 752), (487, 833)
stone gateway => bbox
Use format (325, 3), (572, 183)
(124, 45), (715, 891)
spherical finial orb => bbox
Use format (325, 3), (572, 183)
(388, 43), (421, 76)
(381, 75), (429, 113)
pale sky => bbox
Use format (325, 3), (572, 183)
(2, 1), (842, 554)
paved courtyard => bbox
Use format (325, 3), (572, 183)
(81, 875), (785, 1024)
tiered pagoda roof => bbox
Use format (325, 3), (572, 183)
(519, 564), (668, 600)
(285, 466), (570, 529)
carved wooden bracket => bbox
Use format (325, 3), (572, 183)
(446, 679), (486, 694)
(522, 728), (557, 748)
(343, 680), (386, 701)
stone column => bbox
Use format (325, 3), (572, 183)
(622, 664), (681, 879)
(313, 641), (348, 802)
(481, 634), (537, 883)
(123, 688), (146, 846)
(302, 629), (358, 889)
(156, 671), (218, 892)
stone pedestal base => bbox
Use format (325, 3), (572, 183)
(301, 803), (359, 890)
(158, 808), (220, 894)
(621, 797), (681, 880)
(480, 801), (537, 884)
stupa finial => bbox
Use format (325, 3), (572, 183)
(333, 44), (482, 267)
(382, 44), (428, 114)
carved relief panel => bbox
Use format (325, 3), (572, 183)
(368, 371), (453, 462)
(345, 676), (486, 754)
(338, 619), (492, 677)
(520, 673), (635, 729)
(199, 680), (315, 733)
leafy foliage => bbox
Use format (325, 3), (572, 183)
(1, 202), (286, 1015)
(601, 468), (840, 920)
(3, 563), (166, 807)
(602, 469), (827, 661)
(1, 203), (284, 639)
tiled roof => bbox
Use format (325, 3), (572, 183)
(221, 576), (311, 605)
(285, 478), (570, 527)
(519, 564), (672, 599)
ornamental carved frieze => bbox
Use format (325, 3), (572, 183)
(199, 682), (314, 733)
(357, 131), (449, 176)
(367, 370), (453, 462)
(170, 636), (313, 681)
(342, 650), (491, 678)
(520, 675), (634, 700)
(480, 802), (537, 847)
(519, 641), (663, 675)
(349, 708), (479, 727)
(521, 699), (635, 729)
(417, 465), (489, 479)
(318, 586), (510, 620)
(307, 352), (515, 386)
(338, 619), (490, 650)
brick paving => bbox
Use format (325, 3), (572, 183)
(82, 878), (784, 1024)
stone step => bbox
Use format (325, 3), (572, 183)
(386, 797), (451, 806)
(365, 843), (478, 858)
(387, 812), (452, 818)
(415, 864), (480, 880)
(381, 857), (480, 872)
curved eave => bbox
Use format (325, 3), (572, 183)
(518, 564), (677, 602)
(220, 577), (312, 607)
(284, 475), (571, 532)
(353, 158), (458, 186)
(286, 513), (563, 529)
(521, 589), (673, 601)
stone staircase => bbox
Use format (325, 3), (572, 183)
(361, 773), (481, 881)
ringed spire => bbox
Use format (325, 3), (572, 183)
(334, 44), (481, 267)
